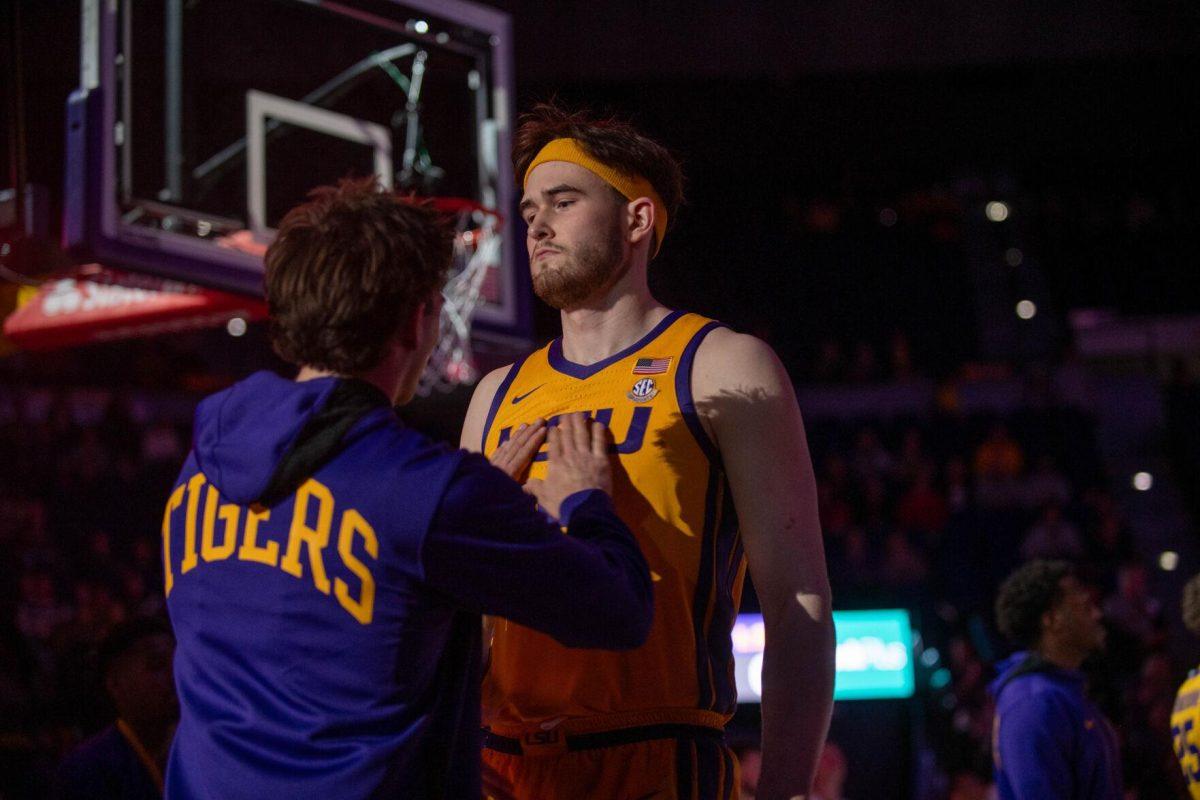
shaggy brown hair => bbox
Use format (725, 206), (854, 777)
(995, 560), (1074, 648)
(513, 103), (684, 255)
(263, 177), (452, 374)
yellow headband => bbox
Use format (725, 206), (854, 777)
(523, 137), (668, 256)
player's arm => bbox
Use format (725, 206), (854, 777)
(458, 363), (557, 659)
(693, 329), (835, 800)
(460, 364), (510, 453)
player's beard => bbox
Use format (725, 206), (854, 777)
(532, 222), (626, 310)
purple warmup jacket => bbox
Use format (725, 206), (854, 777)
(990, 652), (1122, 800)
(162, 371), (653, 799)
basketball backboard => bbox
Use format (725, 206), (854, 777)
(64, 0), (526, 340)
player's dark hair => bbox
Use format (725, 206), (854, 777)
(264, 176), (453, 374)
(513, 103), (684, 254)
(995, 559), (1074, 649)
(1183, 573), (1200, 637)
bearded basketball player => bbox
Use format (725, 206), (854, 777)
(460, 104), (835, 800)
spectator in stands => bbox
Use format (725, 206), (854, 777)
(1132, 652), (1172, 712)
(1084, 511), (1134, 588)
(0, 626), (42, 800)
(80, 529), (121, 586)
(53, 617), (177, 799)
(973, 423), (1025, 508)
(931, 634), (995, 781)
(897, 463), (949, 536)
(0, 495), (50, 569)
(888, 331), (917, 382)
(1165, 359), (1200, 525)
(120, 568), (163, 620)
(18, 501), (58, 576)
(944, 456), (971, 514)
(51, 579), (132, 733)
(812, 338), (845, 384)
(895, 426), (932, 487)
(829, 527), (878, 598)
(848, 341), (880, 383)
(880, 530), (930, 590)
(57, 580), (127, 651)
(140, 421), (184, 466)
(859, 474), (892, 538)
(947, 637), (989, 713)
(97, 392), (138, 458)
(817, 454), (856, 536)
(71, 429), (111, 483)
(129, 536), (161, 588)
(811, 740), (850, 800)
(948, 770), (993, 800)
(852, 427), (894, 482)
(1020, 501), (1085, 561)
(974, 422), (1024, 481)
(1022, 454), (1073, 510)
(1127, 664), (1185, 798)
(1102, 562), (1166, 655)
(16, 569), (65, 644)
(734, 743), (763, 799)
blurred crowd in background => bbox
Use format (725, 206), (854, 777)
(2, 325), (1195, 799)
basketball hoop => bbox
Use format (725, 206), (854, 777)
(419, 198), (503, 396)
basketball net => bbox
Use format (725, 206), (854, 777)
(418, 200), (502, 396)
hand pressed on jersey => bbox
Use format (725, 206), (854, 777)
(488, 418), (547, 483)
(526, 412), (613, 521)
(486, 413), (613, 520)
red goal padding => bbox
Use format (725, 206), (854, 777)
(3, 264), (268, 351)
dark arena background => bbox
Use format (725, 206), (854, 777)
(2, 1), (1199, 798)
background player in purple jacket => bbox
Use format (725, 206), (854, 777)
(990, 559), (1122, 800)
(161, 178), (653, 798)
(53, 618), (177, 800)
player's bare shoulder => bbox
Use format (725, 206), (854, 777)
(460, 364), (514, 451)
(690, 327), (797, 448)
(692, 327), (792, 401)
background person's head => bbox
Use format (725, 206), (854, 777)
(813, 740), (848, 798)
(731, 743), (762, 795)
(995, 559), (1105, 668)
(1182, 572), (1200, 638)
(1116, 560), (1149, 601)
(263, 177), (454, 403)
(513, 103), (684, 309)
(98, 617), (177, 733)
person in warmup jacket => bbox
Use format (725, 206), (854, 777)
(53, 617), (177, 799)
(161, 177), (654, 799)
(990, 559), (1121, 800)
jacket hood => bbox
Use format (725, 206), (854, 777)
(192, 371), (346, 505)
(989, 650), (1085, 699)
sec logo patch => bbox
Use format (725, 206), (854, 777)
(627, 377), (659, 403)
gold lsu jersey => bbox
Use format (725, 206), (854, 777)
(1174, 668), (1200, 798)
(480, 311), (746, 738)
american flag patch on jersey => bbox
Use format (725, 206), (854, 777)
(632, 357), (672, 375)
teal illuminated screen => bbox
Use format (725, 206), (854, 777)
(731, 608), (915, 702)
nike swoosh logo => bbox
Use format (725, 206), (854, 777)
(511, 384), (544, 404)
(539, 716), (567, 731)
